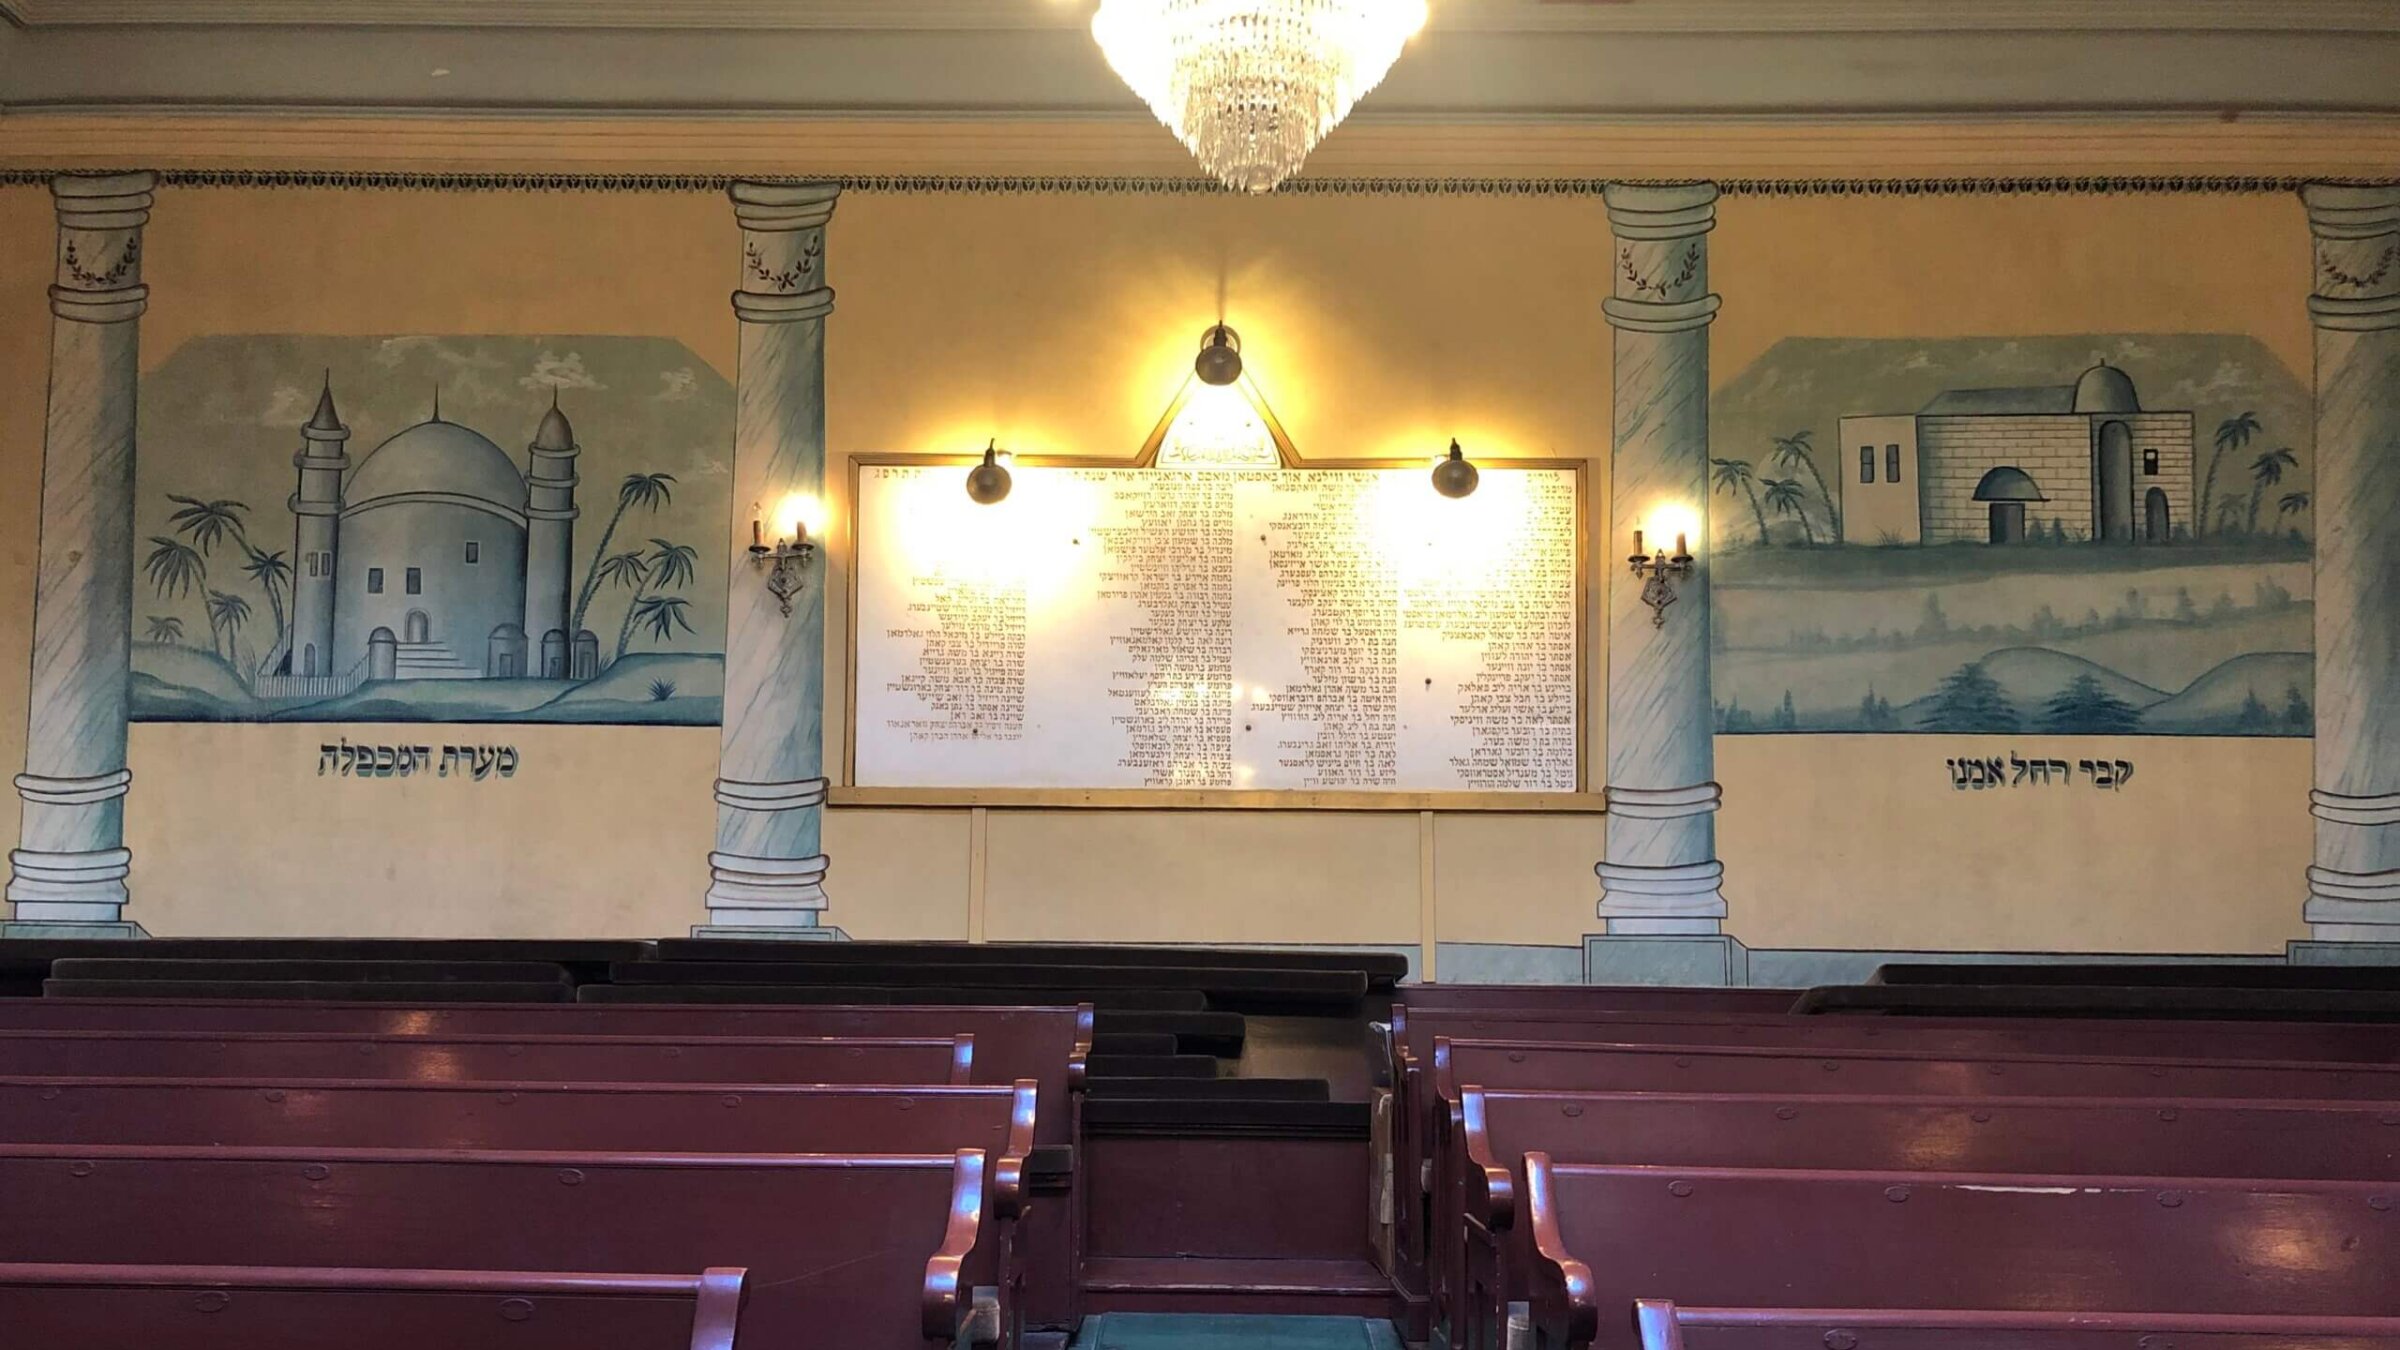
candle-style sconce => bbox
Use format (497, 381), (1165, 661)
(1627, 527), (1695, 628)
(749, 505), (818, 619)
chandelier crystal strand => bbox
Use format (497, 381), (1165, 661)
(1093, 0), (1430, 194)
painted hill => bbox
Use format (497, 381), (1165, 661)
(1978, 646), (2168, 711)
(2143, 651), (2313, 732)
(129, 642), (266, 721)
(525, 652), (723, 725)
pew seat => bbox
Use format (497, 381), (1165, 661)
(1633, 1301), (2400, 1350)
(0, 1262), (746, 1350)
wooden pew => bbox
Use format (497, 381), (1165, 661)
(608, 959), (1370, 1011)
(1796, 982), (2400, 1021)
(1451, 1088), (2400, 1348)
(0, 999), (1092, 1331)
(0, 1028), (976, 1084)
(1391, 985), (1800, 1014)
(2, 1075), (1036, 1346)
(1524, 1156), (2400, 1350)
(1, 1262), (748, 1350)
(3, 1143), (992, 1350)
(1633, 1301), (2400, 1350)
(663, 938), (1410, 992)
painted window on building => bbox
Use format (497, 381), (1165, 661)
(1886, 444), (1902, 482)
(366, 567), (384, 594)
(1859, 446), (1874, 482)
(465, 541), (480, 564)
(405, 567), (423, 596)
(2143, 448), (2161, 476)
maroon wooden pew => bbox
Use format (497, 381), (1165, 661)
(1524, 1156), (2400, 1350)
(3, 1143), (991, 1350)
(1, 1262), (748, 1350)
(0, 1074), (1038, 1343)
(1451, 1089), (2400, 1350)
(0, 1028), (976, 1084)
(1633, 1301), (2400, 1350)
(1393, 986), (1801, 1015)
(0, 999), (1091, 1330)
(1382, 1002), (2400, 1308)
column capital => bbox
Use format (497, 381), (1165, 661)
(2303, 182), (2400, 326)
(2302, 182), (2400, 242)
(729, 180), (842, 233)
(1602, 181), (1719, 242)
(51, 171), (156, 232)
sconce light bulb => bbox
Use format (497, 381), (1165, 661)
(966, 440), (1014, 505)
(1432, 439), (1480, 499)
(1195, 323), (1244, 387)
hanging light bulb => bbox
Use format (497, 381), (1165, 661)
(1092, 0), (1432, 194)
(965, 439), (1013, 505)
(1432, 438), (1479, 499)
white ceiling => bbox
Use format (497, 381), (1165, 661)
(0, 1), (2394, 120)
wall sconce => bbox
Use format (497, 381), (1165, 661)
(1627, 527), (1694, 627)
(749, 498), (819, 619)
(1432, 439), (1480, 499)
(965, 438), (1013, 505)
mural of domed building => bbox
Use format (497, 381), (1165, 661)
(288, 383), (594, 685)
(129, 334), (733, 726)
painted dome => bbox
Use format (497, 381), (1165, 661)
(1973, 466), (2050, 502)
(2072, 362), (2140, 414)
(345, 418), (528, 509)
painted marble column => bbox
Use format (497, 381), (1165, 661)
(5, 173), (156, 936)
(701, 181), (843, 936)
(1594, 183), (1728, 937)
(2300, 184), (2400, 943)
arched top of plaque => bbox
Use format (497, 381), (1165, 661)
(1137, 366), (1301, 471)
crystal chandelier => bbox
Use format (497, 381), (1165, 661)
(1092, 0), (1430, 194)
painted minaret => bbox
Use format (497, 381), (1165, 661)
(287, 378), (348, 678)
(524, 393), (581, 667)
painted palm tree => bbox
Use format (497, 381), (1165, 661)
(165, 495), (252, 557)
(2214, 494), (2247, 537)
(202, 589), (251, 666)
(2278, 490), (2312, 530)
(144, 615), (185, 646)
(1769, 429), (1838, 539)
(2244, 447), (2298, 536)
(631, 595), (696, 650)
(2201, 411), (2259, 539)
(570, 472), (677, 636)
(1762, 477), (1816, 545)
(615, 540), (700, 661)
(143, 536), (207, 600)
(238, 547), (293, 677)
(1710, 457), (1772, 547)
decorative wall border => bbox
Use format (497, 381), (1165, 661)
(0, 169), (2391, 197)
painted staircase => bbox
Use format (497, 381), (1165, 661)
(393, 640), (480, 680)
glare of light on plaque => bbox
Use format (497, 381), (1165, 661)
(1369, 465), (1527, 592)
(888, 463), (1085, 603)
(1155, 381), (1280, 470)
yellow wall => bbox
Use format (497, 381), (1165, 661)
(0, 176), (2331, 956)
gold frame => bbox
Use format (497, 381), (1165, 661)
(842, 450), (1591, 812)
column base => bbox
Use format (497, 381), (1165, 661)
(7, 845), (132, 924)
(1583, 933), (1749, 987)
(0, 918), (147, 940)
(690, 923), (851, 941)
(2302, 864), (2400, 942)
(1595, 859), (1727, 936)
(703, 849), (831, 933)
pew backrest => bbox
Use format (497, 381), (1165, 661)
(0, 1262), (747, 1350)
(0, 1028), (977, 1085)
(0, 1075), (1039, 1217)
(3, 1143), (990, 1349)
(1634, 1301), (2400, 1350)
(0, 999), (1089, 1140)
(1526, 1154), (2400, 1350)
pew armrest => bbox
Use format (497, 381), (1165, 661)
(1459, 1087), (1515, 1233)
(1524, 1153), (1599, 1350)
(924, 1149), (989, 1343)
(994, 1081), (1040, 1220)
(1632, 1300), (1685, 1350)
(1067, 1004), (1095, 1094)
(691, 1267), (749, 1350)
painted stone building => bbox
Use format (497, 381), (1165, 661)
(287, 382), (589, 681)
(1838, 362), (2196, 546)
